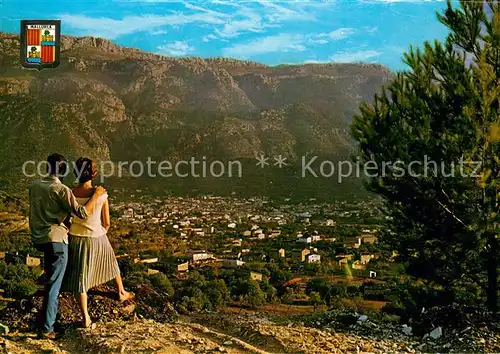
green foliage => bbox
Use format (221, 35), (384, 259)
(206, 279), (231, 307)
(260, 279), (280, 304)
(0, 231), (35, 254)
(240, 282), (267, 308)
(350, 0), (500, 310)
(265, 263), (293, 289)
(305, 277), (351, 305)
(117, 258), (147, 277)
(149, 273), (174, 299)
(0, 261), (40, 298)
(281, 287), (296, 305)
(175, 271), (232, 313)
(309, 291), (323, 306)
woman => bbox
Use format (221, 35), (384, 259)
(63, 157), (133, 328)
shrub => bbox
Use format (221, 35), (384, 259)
(0, 262), (40, 298)
(309, 291), (323, 306)
(6, 278), (38, 298)
(149, 273), (174, 298)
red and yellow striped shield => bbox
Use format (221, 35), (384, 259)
(41, 45), (55, 63)
(27, 29), (41, 46)
(20, 20), (61, 70)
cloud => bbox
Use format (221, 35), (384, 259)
(222, 25), (358, 58)
(214, 11), (266, 38)
(257, 1), (317, 23)
(329, 50), (382, 63)
(151, 29), (168, 35)
(303, 59), (332, 64)
(210, 0), (242, 7)
(307, 27), (355, 45)
(326, 28), (356, 40)
(61, 0), (323, 43)
(202, 34), (218, 42)
(59, 10), (227, 39)
(308, 38), (329, 45)
(360, 0), (442, 2)
(157, 41), (195, 56)
(223, 34), (306, 58)
(207, 0), (319, 40)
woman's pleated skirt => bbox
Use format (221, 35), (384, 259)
(62, 233), (120, 293)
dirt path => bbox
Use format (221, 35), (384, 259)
(1, 319), (275, 354)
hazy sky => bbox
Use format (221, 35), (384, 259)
(0, 0), (450, 70)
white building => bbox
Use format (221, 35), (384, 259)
(203, 226), (215, 234)
(135, 257), (159, 264)
(298, 237), (312, 244)
(306, 254), (321, 263)
(223, 259), (245, 268)
(192, 252), (214, 262)
(326, 219), (336, 226)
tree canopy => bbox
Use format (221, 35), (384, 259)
(351, 0), (500, 310)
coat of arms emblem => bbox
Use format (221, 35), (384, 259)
(20, 20), (61, 70)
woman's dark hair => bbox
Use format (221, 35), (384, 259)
(74, 157), (97, 184)
(47, 153), (67, 177)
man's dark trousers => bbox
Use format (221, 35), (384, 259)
(36, 242), (68, 333)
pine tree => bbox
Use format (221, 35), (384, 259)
(351, 0), (500, 310)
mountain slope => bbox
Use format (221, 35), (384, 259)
(0, 33), (392, 199)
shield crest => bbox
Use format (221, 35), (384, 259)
(20, 20), (61, 70)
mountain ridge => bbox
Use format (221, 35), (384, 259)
(0, 32), (392, 199)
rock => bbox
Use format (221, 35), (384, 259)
(429, 327), (442, 340)
(402, 325), (412, 336)
(358, 315), (368, 322)
(385, 315), (401, 323)
(123, 304), (136, 314)
(0, 324), (9, 335)
(416, 343), (426, 351)
(223, 340), (233, 346)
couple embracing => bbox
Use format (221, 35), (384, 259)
(28, 153), (133, 339)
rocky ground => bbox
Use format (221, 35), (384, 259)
(2, 312), (500, 354)
(1, 288), (500, 353)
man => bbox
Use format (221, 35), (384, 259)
(28, 153), (106, 338)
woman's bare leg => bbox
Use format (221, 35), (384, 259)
(77, 292), (91, 327)
(115, 275), (132, 301)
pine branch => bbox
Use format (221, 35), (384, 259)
(436, 199), (467, 227)
(410, 177), (467, 226)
